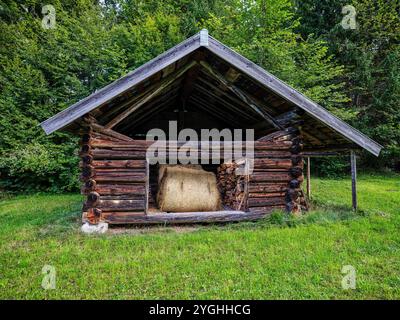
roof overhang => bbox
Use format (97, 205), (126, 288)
(40, 30), (382, 156)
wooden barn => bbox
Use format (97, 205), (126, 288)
(41, 30), (382, 226)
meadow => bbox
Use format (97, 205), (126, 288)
(0, 173), (399, 299)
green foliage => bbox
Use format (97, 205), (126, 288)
(199, 0), (349, 109)
(0, 141), (80, 192)
(0, 0), (184, 192)
(294, 0), (400, 170)
(0, 0), (398, 191)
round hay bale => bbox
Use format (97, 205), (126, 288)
(157, 166), (221, 212)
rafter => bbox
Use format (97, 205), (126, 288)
(199, 61), (283, 130)
(189, 96), (245, 128)
(193, 84), (257, 121)
(117, 88), (181, 132)
(105, 61), (198, 129)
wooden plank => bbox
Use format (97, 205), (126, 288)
(86, 199), (145, 211)
(83, 184), (146, 195)
(91, 123), (133, 142)
(248, 197), (286, 207)
(351, 150), (357, 211)
(102, 210), (277, 225)
(91, 159), (146, 168)
(105, 61), (197, 129)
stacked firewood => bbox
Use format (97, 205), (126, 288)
(217, 162), (248, 211)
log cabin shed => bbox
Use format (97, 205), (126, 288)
(41, 30), (382, 225)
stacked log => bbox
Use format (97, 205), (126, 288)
(79, 122), (148, 224)
(247, 128), (305, 214)
(285, 134), (305, 214)
(217, 162), (248, 211)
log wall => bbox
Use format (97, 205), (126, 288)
(79, 122), (306, 225)
(248, 128), (306, 214)
(80, 125), (148, 224)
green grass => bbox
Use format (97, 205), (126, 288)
(0, 173), (399, 299)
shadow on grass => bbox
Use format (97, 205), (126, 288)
(3, 193), (371, 238)
(103, 203), (371, 237)
(212, 201), (370, 233)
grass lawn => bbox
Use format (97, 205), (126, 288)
(0, 173), (399, 299)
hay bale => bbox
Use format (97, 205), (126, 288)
(158, 164), (203, 184)
(157, 165), (221, 212)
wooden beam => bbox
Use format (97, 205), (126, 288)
(197, 75), (262, 115)
(350, 150), (357, 211)
(89, 122), (134, 142)
(193, 84), (257, 121)
(105, 61), (197, 129)
(198, 68), (278, 116)
(100, 73), (179, 124)
(102, 210), (276, 225)
(189, 95), (245, 127)
(306, 156), (311, 200)
(118, 86), (181, 132)
(225, 67), (241, 83)
(199, 61), (283, 130)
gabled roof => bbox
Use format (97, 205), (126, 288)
(40, 30), (382, 156)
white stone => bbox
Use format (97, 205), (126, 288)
(81, 222), (108, 234)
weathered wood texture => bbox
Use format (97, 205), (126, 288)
(99, 210), (275, 225)
(351, 150), (357, 211)
(247, 128), (306, 214)
(81, 120), (306, 224)
(306, 156), (311, 200)
(80, 120), (148, 224)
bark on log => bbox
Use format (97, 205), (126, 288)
(83, 184), (146, 195)
(90, 150), (146, 159)
(250, 172), (292, 182)
(248, 183), (288, 193)
(85, 199), (145, 211)
(248, 197), (286, 207)
(90, 160), (146, 169)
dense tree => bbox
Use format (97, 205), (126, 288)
(0, 0), (397, 192)
(294, 0), (400, 170)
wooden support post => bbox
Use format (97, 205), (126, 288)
(350, 150), (357, 211)
(145, 158), (149, 215)
(306, 156), (311, 200)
